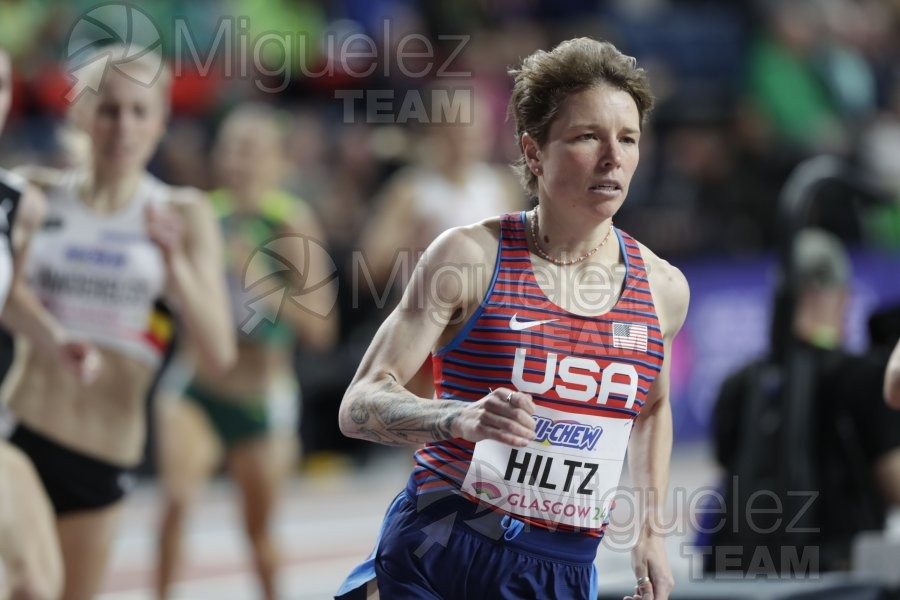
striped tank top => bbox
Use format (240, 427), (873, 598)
(411, 211), (664, 537)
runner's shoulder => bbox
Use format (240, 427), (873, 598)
(425, 216), (502, 270)
(637, 242), (690, 337)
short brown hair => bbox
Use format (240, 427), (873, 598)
(508, 37), (654, 196)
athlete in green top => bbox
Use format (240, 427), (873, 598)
(154, 104), (338, 600)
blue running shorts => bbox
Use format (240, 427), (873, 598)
(336, 477), (600, 599)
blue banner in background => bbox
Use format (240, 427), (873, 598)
(670, 251), (900, 441)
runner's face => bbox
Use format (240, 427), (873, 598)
(86, 70), (166, 173)
(0, 51), (11, 135)
(530, 84), (641, 221)
(213, 119), (282, 196)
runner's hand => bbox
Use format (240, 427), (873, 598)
(57, 337), (102, 385)
(452, 387), (537, 446)
(145, 203), (185, 263)
(624, 534), (673, 600)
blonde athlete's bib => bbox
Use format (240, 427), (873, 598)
(26, 172), (169, 365)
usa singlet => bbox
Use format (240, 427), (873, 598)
(411, 211), (665, 537)
(25, 171), (170, 365)
(0, 169), (25, 308)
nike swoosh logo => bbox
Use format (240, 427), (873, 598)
(509, 313), (559, 331)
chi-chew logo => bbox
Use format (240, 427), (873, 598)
(532, 417), (603, 451)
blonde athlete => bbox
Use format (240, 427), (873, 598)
(155, 105), (337, 600)
(6, 47), (235, 600)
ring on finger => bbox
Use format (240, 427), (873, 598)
(636, 576), (651, 586)
(505, 392), (514, 404)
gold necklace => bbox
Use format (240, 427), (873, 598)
(529, 210), (614, 266)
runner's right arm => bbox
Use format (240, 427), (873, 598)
(339, 224), (536, 447)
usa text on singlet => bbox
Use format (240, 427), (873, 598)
(412, 212), (665, 536)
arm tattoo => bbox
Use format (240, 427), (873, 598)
(346, 378), (464, 446)
(349, 401), (369, 425)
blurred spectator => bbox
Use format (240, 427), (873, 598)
(0, 0), (57, 62)
(815, 0), (877, 121)
(359, 85), (525, 293)
(744, 1), (845, 155)
(704, 229), (900, 575)
(355, 83), (525, 397)
(861, 72), (900, 249)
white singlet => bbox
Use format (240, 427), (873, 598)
(25, 171), (169, 365)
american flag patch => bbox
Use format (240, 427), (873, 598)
(612, 322), (648, 352)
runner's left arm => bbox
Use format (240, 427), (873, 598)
(625, 259), (689, 600)
(149, 188), (236, 374)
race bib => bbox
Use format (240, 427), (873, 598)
(461, 405), (633, 529)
